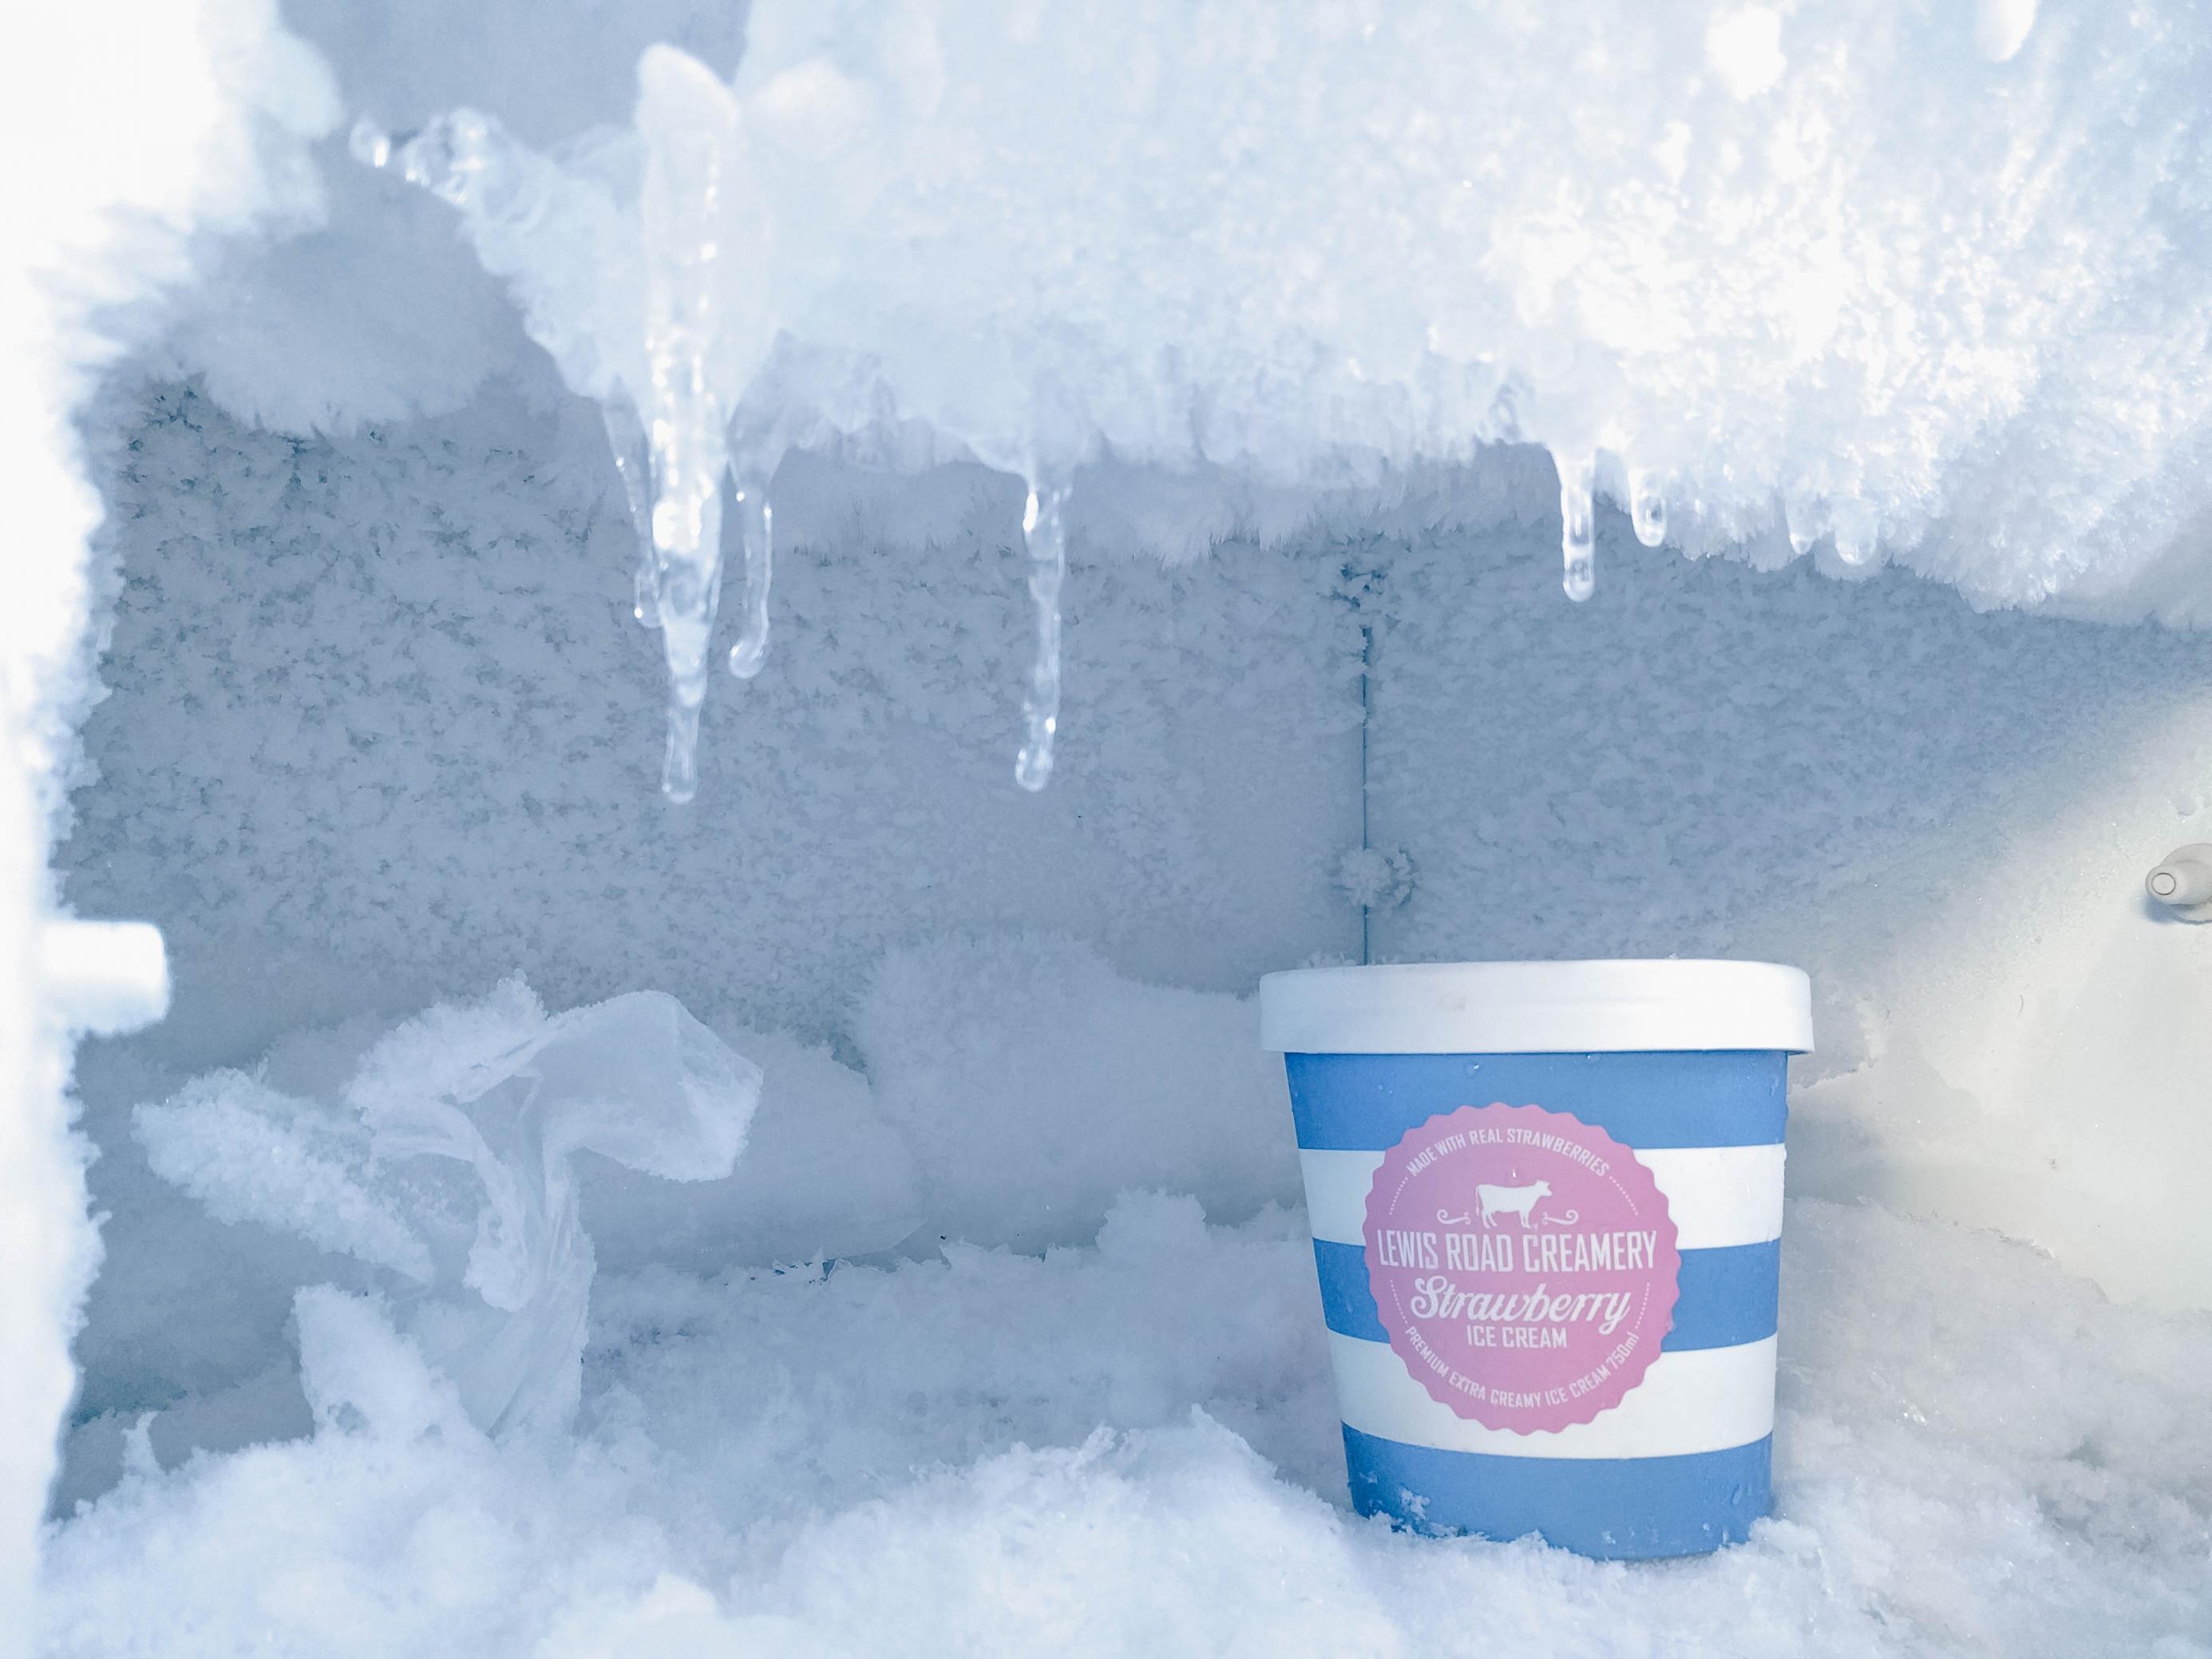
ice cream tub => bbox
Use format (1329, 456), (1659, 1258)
(1259, 960), (1814, 1559)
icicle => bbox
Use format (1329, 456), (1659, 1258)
(1015, 475), (1072, 790)
(638, 60), (745, 803)
(725, 472), (774, 679)
(1628, 469), (1669, 548)
(651, 477), (724, 805)
(1785, 493), (1830, 558)
(1557, 451), (1596, 602)
(662, 703), (702, 804)
(1832, 500), (1881, 567)
(600, 395), (661, 629)
(355, 77), (751, 806)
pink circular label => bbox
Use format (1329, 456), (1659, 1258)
(1363, 1103), (1680, 1433)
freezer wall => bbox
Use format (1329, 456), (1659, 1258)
(59, 380), (2212, 1316)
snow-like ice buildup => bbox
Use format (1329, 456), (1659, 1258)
(41, 1193), (2212, 1655)
(1332, 847), (1416, 913)
(135, 983), (760, 1435)
(327, 2), (2212, 797)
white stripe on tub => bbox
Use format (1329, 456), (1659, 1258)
(1326, 1331), (1777, 1461)
(1298, 1143), (1785, 1253)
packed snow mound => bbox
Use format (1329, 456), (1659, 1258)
(857, 932), (1300, 1251)
(38, 1195), (2212, 1657)
(183, 0), (2212, 624)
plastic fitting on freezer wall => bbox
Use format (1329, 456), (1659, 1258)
(2145, 844), (2212, 922)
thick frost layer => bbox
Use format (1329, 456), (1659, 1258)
(311, 0), (2212, 623)
(305, 1), (2212, 788)
(48, 960), (2212, 1653)
(38, 1186), (2212, 1656)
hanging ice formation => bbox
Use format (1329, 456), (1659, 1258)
(1014, 475), (1072, 792)
(601, 394), (660, 629)
(1831, 501), (1880, 568)
(635, 60), (740, 805)
(1628, 469), (1668, 548)
(353, 51), (782, 804)
(1548, 453), (1681, 588)
(1785, 493), (1830, 559)
(725, 469), (773, 680)
(1556, 450), (1597, 602)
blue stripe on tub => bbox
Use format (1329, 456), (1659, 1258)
(1313, 1237), (1391, 1342)
(1284, 1051), (1788, 1151)
(1341, 1424), (1772, 1558)
(1312, 1237), (1779, 1352)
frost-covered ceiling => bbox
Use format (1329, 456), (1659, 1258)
(121, 0), (2212, 798)
(157, 0), (2211, 607)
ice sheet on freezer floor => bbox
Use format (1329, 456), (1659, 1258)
(37, 1190), (2212, 1657)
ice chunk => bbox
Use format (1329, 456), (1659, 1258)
(349, 987), (760, 1432)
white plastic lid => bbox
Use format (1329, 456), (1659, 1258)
(1258, 960), (1814, 1055)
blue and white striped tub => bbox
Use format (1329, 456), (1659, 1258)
(1260, 962), (1812, 1560)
